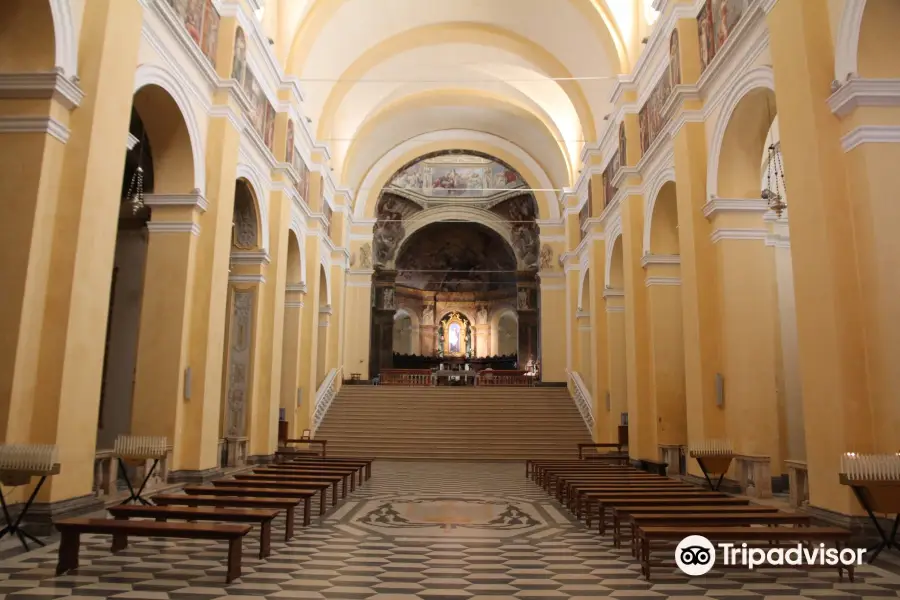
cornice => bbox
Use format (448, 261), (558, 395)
(606, 306), (625, 313)
(147, 222), (201, 236)
(841, 126), (900, 152)
(0, 116), (70, 144)
(710, 228), (769, 244)
(602, 288), (625, 298)
(575, 310), (590, 319)
(641, 254), (680, 268)
(702, 198), (769, 219)
(229, 273), (266, 284)
(230, 250), (271, 265)
(286, 283), (308, 294)
(0, 71), (84, 110)
(143, 192), (209, 212)
(645, 276), (682, 287)
(828, 78), (900, 118)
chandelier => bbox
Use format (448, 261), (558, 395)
(124, 131), (147, 215)
(761, 100), (787, 218)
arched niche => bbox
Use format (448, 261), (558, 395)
(0, 0), (55, 72)
(233, 178), (262, 250)
(132, 84), (197, 195)
(858, 0), (900, 78)
(716, 87), (777, 199)
(392, 308), (420, 355)
(497, 312), (519, 357)
(648, 181), (680, 255)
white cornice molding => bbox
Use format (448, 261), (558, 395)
(143, 192), (209, 213)
(702, 198), (769, 219)
(284, 301), (305, 309)
(841, 126), (900, 152)
(147, 222), (201, 236)
(646, 276), (682, 287)
(537, 271), (566, 281)
(575, 310), (590, 319)
(230, 250), (271, 265)
(710, 228), (769, 244)
(641, 254), (681, 268)
(606, 306), (625, 313)
(828, 79), (900, 118)
(319, 304), (333, 315)
(0, 116), (70, 144)
(229, 273), (266, 284)
(602, 287), (625, 298)
(0, 71), (84, 110)
(286, 283), (308, 294)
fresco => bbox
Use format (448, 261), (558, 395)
(232, 27), (277, 153)
(602, 150), (620, 207)
(698, 0), (751, 74)
(165, 0), (220, 66)
(388, 155), (525, 198)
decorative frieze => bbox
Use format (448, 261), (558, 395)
(225, 290), (254, 439)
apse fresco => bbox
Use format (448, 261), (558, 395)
(388, 155), (525, 198)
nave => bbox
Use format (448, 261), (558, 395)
(0, 462), (899, 600)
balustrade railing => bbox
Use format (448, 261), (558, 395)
(381, 369), (432, 386)
(476, 370), (534, 387)
(567, 370), (595, 433)
(313, 367), (341, 429)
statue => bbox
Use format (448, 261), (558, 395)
(382, 287), (395, 310)
(422, 305), (434, 325)
(359, 242), (372, 268)
(518, 288), (529, 310)
(476, 305), (488, 325)
(539, 244), (553, 270)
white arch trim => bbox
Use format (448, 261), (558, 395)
(399, 206), (515, 257)
(353, 129), (560, 221)
(50, 0), (78, 79)
(236, 162), (271, 253)
(318, 260), (332, 306)
(577, 266), (591, 311)
(835, 0), (867, 82)
(133, 64), (207, 197)
(604, 215), (623, 289)
(287, 218), (307, 285)
(642, 167), (677, 256)
(707, 66), (776, 200)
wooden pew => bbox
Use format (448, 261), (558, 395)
(590, 496), (751, 533)
(253, 465), (359, 491)
(182, 485), (330, 516)
(212, 477), (340, 507)
(536, 465), (640, 489)
(237, 472), (351, 498)
(152, 493), (309, 535)
(278, 455), (375, 480)
(637, 526), (855, 581)
(610, 505), (781, 548)
(567, 482), (696, 516)
(107, 505), (278, 558)
(55, 518), (250, 583)
(264, 462), (368, 486)
(555, 474), (685, 504)
(530, 463), (638, 485)
(584, 491), (729, 530)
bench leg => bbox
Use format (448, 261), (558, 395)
(332, 483), (338, 506)
(287, 506), (297, 540)
(342, 476), (348, 499)
(111, 533), (128, 553)
(259, 519), (272, 559)
(225, 537), (242, 584)
(641, 535), (651, 579)
(56, 531), (80, 576)
(350, 473), (356, 492)
(302, 498), (311, 527)
(319, 489), (326, 515)
(612, 514), (620, 548)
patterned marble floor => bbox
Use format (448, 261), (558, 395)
(1, 461), (900, 599)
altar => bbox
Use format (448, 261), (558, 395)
(432, 370), (478, 386)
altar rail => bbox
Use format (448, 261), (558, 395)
(476, 370), (534, 386)
(381, 369), (432, 386)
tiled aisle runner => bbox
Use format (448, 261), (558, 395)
(1, 461), (899, 599)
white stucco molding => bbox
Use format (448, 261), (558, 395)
(0, 116), (69, 144)
(835, 0), (867, 84)
(841, 126), (900, 152)
(50, 0), (78, 80)
(828, 78), (900, 118)
(642, 167), (677, 256)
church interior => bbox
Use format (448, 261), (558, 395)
(1, 0), (900, 596)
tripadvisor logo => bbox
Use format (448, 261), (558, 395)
(675, 535), (865, 577)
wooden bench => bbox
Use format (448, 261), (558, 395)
(107, 505), (278, 558)
(628, 512), (812, 557)
(266, 462), (369, 486)
(557, 475), (685, 504)
(238, 471), (351, 498)
(254, 465), (360, 489)
(526, 459), (634, 480)
(633, 458), (669, 476)
(54, 518), (250, 583)
(585, 491), (730, 531)
(151, 493), (309, 535)
(288, 456), (375, 478)
(182, 485), (329, 516)
(213, 477), (339, 507)
(611, 505), (781, 548)
(568, 483), (696, 516)
(637, 526), (855, 581)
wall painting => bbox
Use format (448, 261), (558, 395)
(698, 0), (751, 74)
(165, 0), (220, 66)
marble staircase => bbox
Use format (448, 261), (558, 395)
(314, 386), (593, 460)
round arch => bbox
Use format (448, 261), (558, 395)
(288, 218), (308, 284)
(355, 130), (560, 221)
(393, 307), (421, 355)
(578, 266), (591, 311)
(707, 66), (776, 199)
(286, 229), (304, 285)
(131, 84), (196, 195)
(318, 261), (332, 306)
(835, 0), (867, 82)
(398, 205), (516, 256)
(236, 163), (270, 252)
(490, 306), (519, 357)
(604, 216), (623, 289)
(855, 0), (900, 78)
(50, 0), (78, 77)
(133, 64), (206, 196)
(642, 167), (677, 255)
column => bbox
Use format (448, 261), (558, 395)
(621, 193), (656, 461)
(317, 308), (331, 386)
(130, 195), (205, 460)
(604, 290), (628, 444)
(280, 283), (306, 439)
(369, 270), (397, 377)
(179, 110), (241, 476)
(673, 122), (724, 475)
(522, 274), (544, 373)
(587, 236), (611, 441)
(576, 312), (592, 394)
(344, 267), (374, 380)
(767, 0), (873, 513)
(643, 256), (687, 454)
(297, 232), (323, 433)
(18, 0), (144, 506)
(326, 263), (345, 376)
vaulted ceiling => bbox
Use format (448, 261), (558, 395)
(262, 0), (661, 198)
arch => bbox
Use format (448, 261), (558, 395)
(707, 66), (776, 199)
(318, 261), (332, 306)
(132, 84), (196, 195)
(50, 0), (78, 77)
(642, 167), (677, 256)
(233, 178), (263, 250)
(578, 267), (591, 311)
(496, 311), (519, 357)
(399, 205), (516, 255)
(236, 162), (270, 252)
(355, 130), (560, 221)
(133, 64), (206, 195)
(857, 0), (900, 78)
(606, 230), (624, 289)
(647, 181), (680, 255)
(604, 216), (623, 289)
(286, 229), (303, 285)
(392, 307), (421, 355)
(835, 0), (867, 82)
(289, 217), (308, 284)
